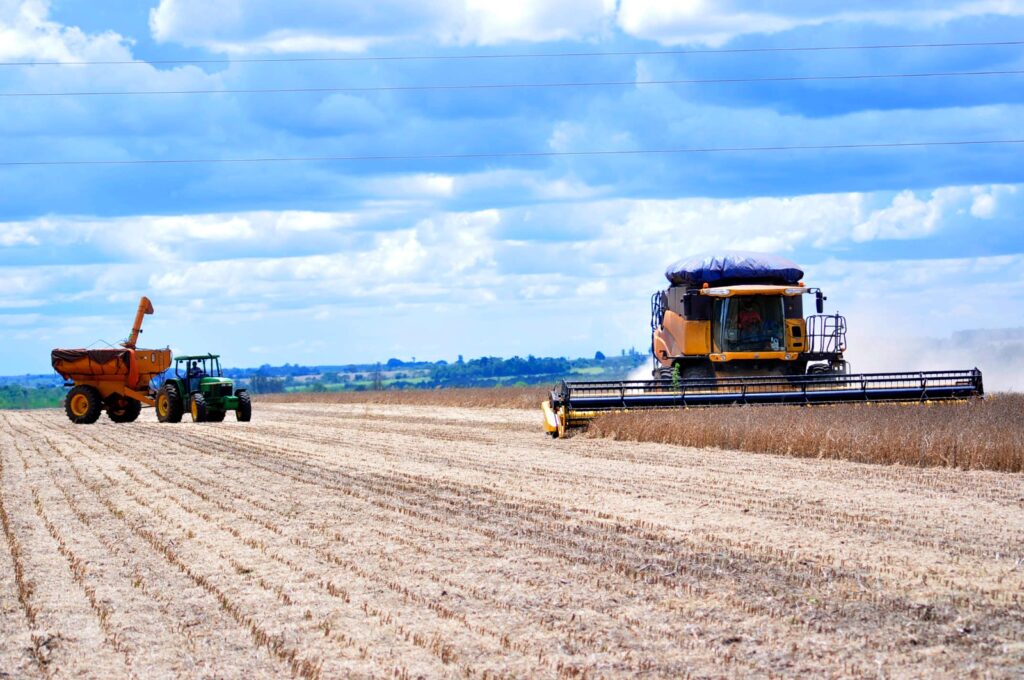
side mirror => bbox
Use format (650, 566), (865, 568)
(815, 291), (824, 314)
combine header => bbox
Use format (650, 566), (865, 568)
(543, 253), (984, 437)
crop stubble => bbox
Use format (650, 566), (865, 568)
(0, 404), (1021, 678)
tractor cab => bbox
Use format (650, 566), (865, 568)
(175, 354), (228, 392)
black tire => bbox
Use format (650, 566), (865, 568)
(654, 366), (674, 381)
(190, 392), (208, 423)
(106, 395), (142, 423)
(235, 390), (252, 422)
(681, 362), (716, 382)
(207, 409), (226, 422)
(65, 385), (103, 424)
(156, 383), (183, 423)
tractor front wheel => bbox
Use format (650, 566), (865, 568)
(65, 385), (103, 424)
(235, 390), (252, 422)
(206, 409), (226, 422)
(156, 383), (183, 423)
(106, 395), (142, 423)
(190, 392), (208, 423)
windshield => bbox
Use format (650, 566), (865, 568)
(714, 296), (786, 352)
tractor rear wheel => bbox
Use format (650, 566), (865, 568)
(106, 395), (142, 423)
(156, 383), (183, 423)
(190, 392), (208, 423)
(65, 385), (103, 424)
(206, 409), (226, 422)
(235, 390), (252, 422)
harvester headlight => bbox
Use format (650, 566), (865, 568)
(784, 287), (805, 295)
(702, 287), (730, 297)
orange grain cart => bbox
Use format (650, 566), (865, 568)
(51, 297), (171, 424)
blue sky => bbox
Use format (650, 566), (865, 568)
(1, 0), (1023, 385)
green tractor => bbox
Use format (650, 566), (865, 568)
(155, 354), (252, 423)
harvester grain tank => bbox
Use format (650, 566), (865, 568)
(542, 252), (984, 437)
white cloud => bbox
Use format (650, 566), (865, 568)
(616, 0), (1024, 46)
(0, 224), (39, 246)
(144, 0), (1024, 52)
(365, 173), (456, 198)
(147, 0), (615, 53)
(0, 0), (128, 61)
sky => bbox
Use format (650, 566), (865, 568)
(1, 0), (1023, 386)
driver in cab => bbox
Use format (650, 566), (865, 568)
(187, 360), (205, 393)
(737, 299), (763, 339)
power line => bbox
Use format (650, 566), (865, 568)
(3, 69), (1022, 98)
(1, 40), (1022, 67)
(3, 139), (1021, 167)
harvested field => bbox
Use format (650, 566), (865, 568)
(589, 394), (1024, 473)
(259, 386), (544, 409)
(1, 403), (1022, 678)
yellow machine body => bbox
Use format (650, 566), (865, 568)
(51, 296), (171, 408)
(652, 284), (819, 374)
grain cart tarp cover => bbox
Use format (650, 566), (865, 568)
(51, 348), (133, 378)
(665, 252), (804, 287)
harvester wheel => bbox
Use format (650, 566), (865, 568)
(207, 410), (226, 422)
(65, 385), (103, 424)
(681, 363), (716, 382)
(190, 392), (208, 423)
(156, 383), (183, 423)
(106, 395), (142, 423)
(235, 390), (252, 422)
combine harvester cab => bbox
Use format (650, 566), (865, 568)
(543, 252), (984, 437)
(51, 297), (172, 424)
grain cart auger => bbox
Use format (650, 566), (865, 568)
(541, 252), (984, 438)
(51, 296), (172, 424)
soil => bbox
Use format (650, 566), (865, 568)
(1, 403), (1021, 678)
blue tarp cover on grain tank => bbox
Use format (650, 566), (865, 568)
(665, 252), (804, 287)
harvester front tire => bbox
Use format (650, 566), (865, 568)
(681, 363), (716, 382)
(106, 395), (142, 423)
(65, 385), (102, 424)
(156, 384), (183, 423)
(190, 393), (208, 423)
(235, 390), (252, 422)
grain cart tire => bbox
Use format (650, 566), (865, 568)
(190, 392), (208, 423)
(65, 385), (103, 424)
(106, 395), (142, 423)
(207, 409), (226, 422)
(235, 390), (252, 422)
(156, 383), (183, 423)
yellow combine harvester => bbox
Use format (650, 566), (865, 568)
(542, 252), (984, 437)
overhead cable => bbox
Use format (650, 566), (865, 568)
(1, 40), (1021, 67)
(2, 139), (1021, 167)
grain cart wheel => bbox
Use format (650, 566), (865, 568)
(206, 409), (226, 422)
(235, 390), (252, 422)
(190, 392), (208, 423)
(65, 385), (103, 424)
(156, 383), (183, 423)
(106, 394), (142, 423)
